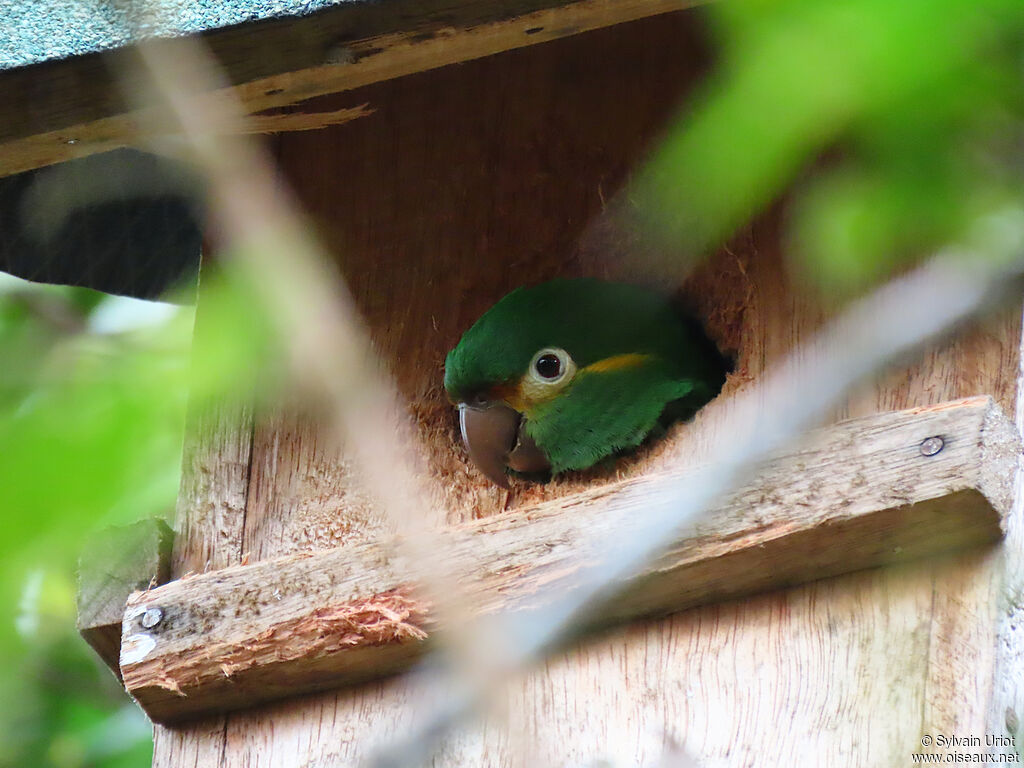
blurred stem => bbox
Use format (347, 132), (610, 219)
(373, 208), (1024, 767)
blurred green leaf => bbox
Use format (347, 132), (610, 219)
(0, 271), (277, 767)
(632, 0), (1024, 291)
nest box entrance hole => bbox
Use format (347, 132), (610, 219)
(218, 10), (1020, 559)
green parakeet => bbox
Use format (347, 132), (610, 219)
(444, 278), (729, 487)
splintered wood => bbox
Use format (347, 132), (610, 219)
(122, 397), (1017, 723)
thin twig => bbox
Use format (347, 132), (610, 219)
(118, 35), (499, 701)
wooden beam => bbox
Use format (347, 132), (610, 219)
(77, 518), (174, 676)
(0, 0), (699, 178)
(120, 396), (1019, 723)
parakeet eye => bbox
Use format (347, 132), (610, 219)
(535, 353), (562, 379)
(526, 347), (575, 389)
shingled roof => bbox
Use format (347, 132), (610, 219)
(1, 1), (350, 70)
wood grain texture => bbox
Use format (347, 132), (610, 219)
(171, 400), (254, 576)
(0, 0), (701, 177)
(170, 263), (258, 577)
(985, 352), (1024, 747)
(151, 261), (255, 764)
(152, 12), (1024, 768)
(125, 397), (1017, 723)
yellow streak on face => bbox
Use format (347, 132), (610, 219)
(509, 352), (654, 418)
(581, 353), (654, 375)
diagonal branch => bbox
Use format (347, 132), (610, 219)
(117, 33), (495, 696)
(114, 16), (1024, 768)
(370, 219), (1024, 767)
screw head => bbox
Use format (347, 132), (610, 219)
(140, 607), (164, 629)
(919, 436), (945, 457)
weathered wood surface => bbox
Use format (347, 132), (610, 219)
(170, 262), (258, 578)
(0, 0), (700, 177)
(153, 13), (1024, 768)
(76, 518), (173, 676)
(125, 397), (1017, 723)
(151, 261), (257, 759)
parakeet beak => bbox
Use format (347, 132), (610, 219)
(458, 402), (549, 488)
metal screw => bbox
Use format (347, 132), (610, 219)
(141, 607), (164, 629)
(919, 436), (945, 457)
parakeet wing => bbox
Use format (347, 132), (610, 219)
(524, 360), (700, 473)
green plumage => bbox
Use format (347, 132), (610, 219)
(445, 278), (728, 475)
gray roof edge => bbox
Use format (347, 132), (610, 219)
(0, 0), (359, 71)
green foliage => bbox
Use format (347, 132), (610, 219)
(634, 0), (1024, 291)
(0, 269), (275, 577)
(0, 279), (187, 766)
(0, 272), (275, 767)
(2, 569), (152, 768)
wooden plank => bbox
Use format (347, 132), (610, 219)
(147, 260), (255, 765)
(76, 518), (173, 676)
(170, 259), (257, 576)
(0, 0), (700, 178)
(122, 397), (1017, 723)
(171, 400), (255, 576)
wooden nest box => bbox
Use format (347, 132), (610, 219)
(13, 1), (1021, 765)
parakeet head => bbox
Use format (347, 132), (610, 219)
(444, 278), (728, 486)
